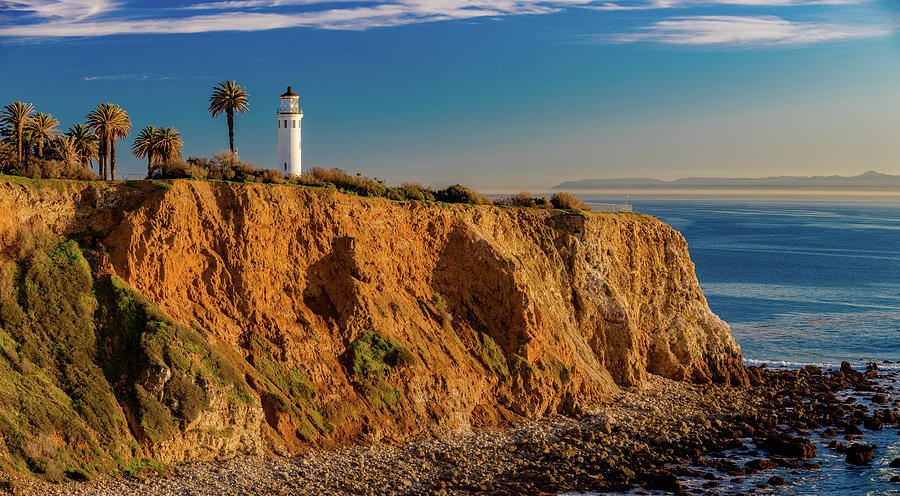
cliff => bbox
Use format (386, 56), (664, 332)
(0, 177), (746, 481)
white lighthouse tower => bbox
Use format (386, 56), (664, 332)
(277, 86), (302, 176)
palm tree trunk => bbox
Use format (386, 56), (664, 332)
(110, 138), (117, 181)
(104, 137), (110, 180)
(99, 135), (108, 180)
(37, 138), (43, 159)
(16, 124), (23, 163)
(148, 153), (152, 178)
(227, 110), (234, 153)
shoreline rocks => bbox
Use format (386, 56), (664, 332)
(10, 363), (900, 496)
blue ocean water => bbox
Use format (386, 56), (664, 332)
(582, 197), (900, 496)
(625, 198), (900, 368)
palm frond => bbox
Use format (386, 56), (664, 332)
(208, 80), (250, 117)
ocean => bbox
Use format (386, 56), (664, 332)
(588, 196), (900, 495)
(630, 197), (900, 368)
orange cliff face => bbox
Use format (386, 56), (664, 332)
(0, 178), (746, 462)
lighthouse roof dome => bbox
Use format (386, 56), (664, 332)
(280, 86), (299, 98)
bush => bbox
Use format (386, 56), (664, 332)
(162, 152), (281, 183)
(347, 331), (414, 412)
(151, 158), (208, 180)
(550, 192), (590, 212)
(399, 182), (435, 202)
(299, 167), (388, 197)
(257, 168), (286, 185)
(494, 191), (552, 209)
(7, 158), (98, 181)
(434, 184), (493, 205)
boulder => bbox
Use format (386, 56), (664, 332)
(767, 476), (786, 486)
(863, 417), (884, 431)
(761, 435), (816, 459)
(845, 444), (874, 465)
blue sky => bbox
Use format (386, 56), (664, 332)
(1, 0), (898, 190)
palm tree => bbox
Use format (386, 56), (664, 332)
(66, 123), (98, 170)
(0, 140), (13, 174)
(53, 135), (80, 167)
(154, 127), (183, 163)
(0, 101), (35, 164)
(208, 80), (250, 153)
(87, 103), (130, 180)
(108, 105), (130, 181)
(87, 103), (113, 179)
(20, 130), (36, 162)
(26, 112), (59, 158)
(132, 125), (158, 176)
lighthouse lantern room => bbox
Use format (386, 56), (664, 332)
(277, 86), (302, 176)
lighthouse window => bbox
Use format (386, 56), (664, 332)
(284, 163), (287, 171)
(278, 121), (281, 128)
(292, 120), (296, 128)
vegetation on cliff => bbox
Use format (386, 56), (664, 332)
(347, 331), (416, 413)
(0, 233), (256, 482)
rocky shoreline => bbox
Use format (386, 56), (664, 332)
(9, 363), (900, 496)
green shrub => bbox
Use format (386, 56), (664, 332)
(550, 192), (590, 212)
(494, 191), (553, 209)
(134, 385), (176, 443)
(400, 182), (435, 202)
(4, 158), (98, 181)
(434, 184), (493, 205)
(475, 332), (509, 376)
(347, 331), (414, 411)
(298, 167), (388, 197)
(151, 158), (208, 180)
(350, 331), (416, 378)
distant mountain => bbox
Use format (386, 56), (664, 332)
(554, 171), (900, 191)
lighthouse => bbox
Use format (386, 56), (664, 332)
(277, 86), (302, 176)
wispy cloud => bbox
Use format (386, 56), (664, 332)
(83, 73), (147, 80)
(3, 0), (118, 21)
(589, 0), (867, 10)
(0, 4), (531, 37)
(610, 15), (891, 45)
(0, 0), (891, 46)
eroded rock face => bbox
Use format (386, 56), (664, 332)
(0, 179), (747, 462)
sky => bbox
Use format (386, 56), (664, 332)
(0, 0), (898, 191)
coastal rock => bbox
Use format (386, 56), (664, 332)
(845, 444), (874, 465)
(642, 470), (684, 493)
(745, 459), (776, 471)
(844, 424), (863, 435)
(767, 476), (786, 486)
(863, 417), (884, 431)
(759, 435), (816, 459)
(0, 178), (748, 471)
